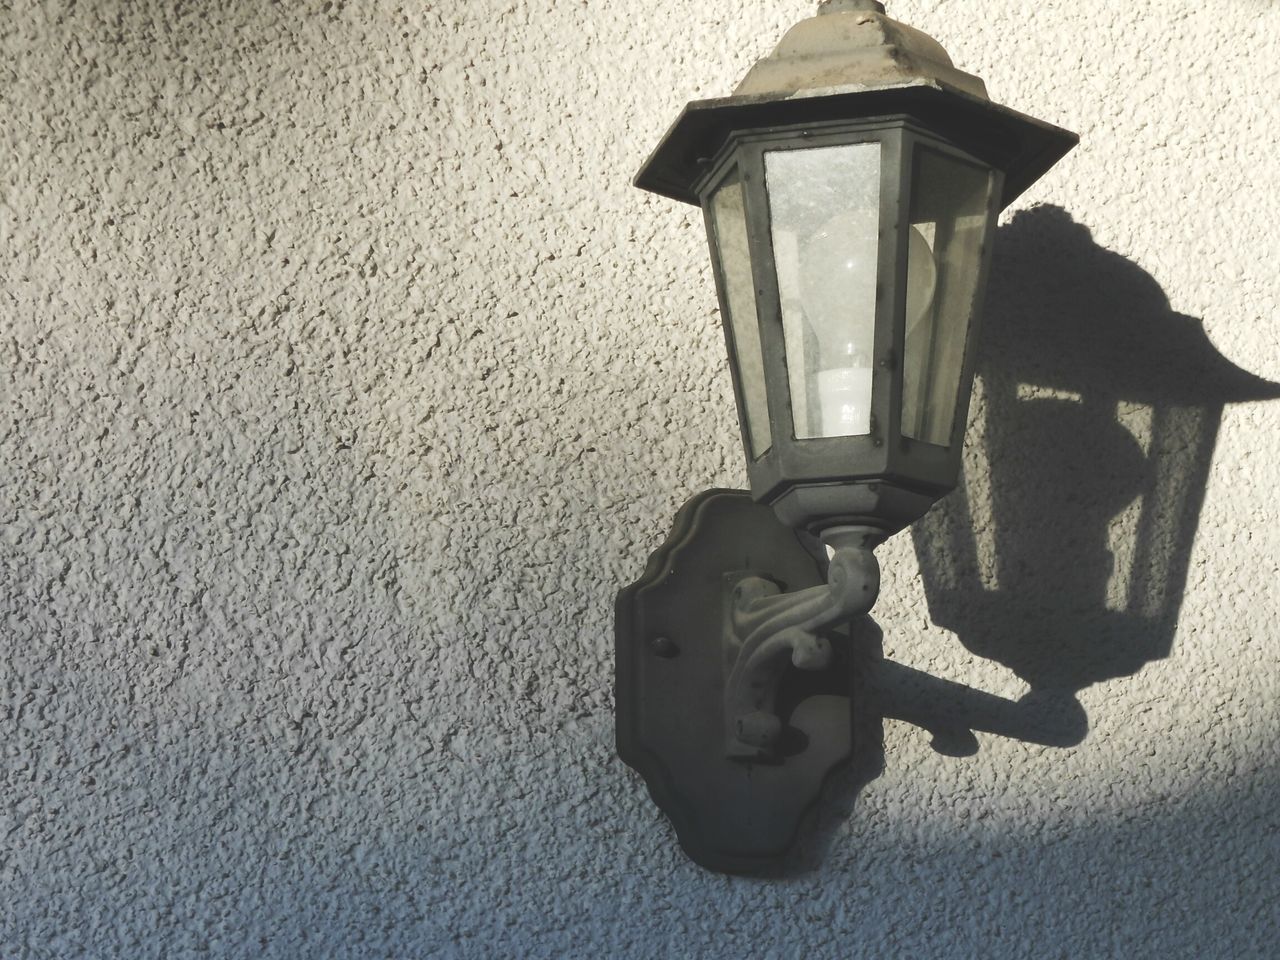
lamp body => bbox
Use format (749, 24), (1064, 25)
(697, 120), (1003, 535)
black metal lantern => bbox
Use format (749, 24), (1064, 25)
(616, 0), (1077, 873)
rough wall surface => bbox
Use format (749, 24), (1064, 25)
(3, 0), (1278, 956)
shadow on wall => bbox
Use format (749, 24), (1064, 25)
(871, 205), (1280, 757)
(792, 206), (1280, 872)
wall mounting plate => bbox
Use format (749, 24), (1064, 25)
(615, 489), (854, 874)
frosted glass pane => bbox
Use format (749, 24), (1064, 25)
(766, 143), (881, 439)
(710, 169), (771, 457)
(902, 149), (994, 446)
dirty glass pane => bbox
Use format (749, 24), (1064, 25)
(765, 143), (881, 439)
(902, 148), (995, 446)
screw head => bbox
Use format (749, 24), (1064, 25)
(649, 636), (679, 659)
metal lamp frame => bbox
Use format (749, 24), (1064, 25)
(616, 1), (1078, 873)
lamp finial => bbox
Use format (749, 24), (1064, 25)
(818, 0), (886, 15)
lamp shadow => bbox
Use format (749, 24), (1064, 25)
(786, 204), (1280, 873)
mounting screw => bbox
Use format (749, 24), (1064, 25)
(649, 636), (679, 658)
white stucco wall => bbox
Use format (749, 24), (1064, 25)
(3, 0), (1278, 956)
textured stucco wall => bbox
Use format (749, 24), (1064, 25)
(3, 0), (1279, 956)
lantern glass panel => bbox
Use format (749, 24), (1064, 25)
(709, 168), (771, 457)
(764, 143), (881, 439)
(902, 148), (995, 446)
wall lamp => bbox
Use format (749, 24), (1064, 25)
(616, 0), (1078, 873)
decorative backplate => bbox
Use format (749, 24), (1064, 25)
(615, 489), (854, 874)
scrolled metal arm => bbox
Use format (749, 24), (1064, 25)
(724, 529), (882, 756)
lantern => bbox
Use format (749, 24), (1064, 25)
(616, 0), (1077, 873)
(636, 0), (1077, 535)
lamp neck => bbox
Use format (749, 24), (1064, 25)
(818, 0), (886, 14)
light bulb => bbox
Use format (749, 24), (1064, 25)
(798, 211), (876, 436)
(798, 214), (938, 437)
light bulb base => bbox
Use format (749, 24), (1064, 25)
(816, 366), (874, 437)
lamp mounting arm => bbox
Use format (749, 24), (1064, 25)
(724, 526), (882, 757)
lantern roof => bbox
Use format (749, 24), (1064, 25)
(636, 1), (1077, 208)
